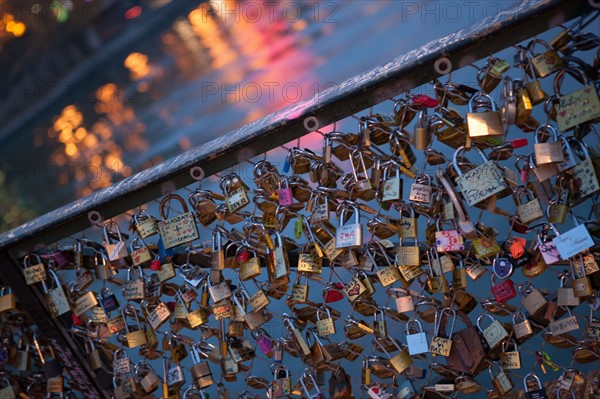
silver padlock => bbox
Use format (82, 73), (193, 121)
(406, 319), (428, 356)
(335, 203), (363, 249)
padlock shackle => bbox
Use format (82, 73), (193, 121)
(103, 220), (124, 244)
(553, 66), (591, 96)
(158, 193), (190, 220)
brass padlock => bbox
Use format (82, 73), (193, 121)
(121, 305), (147, 349)
(534, 124), (564, 165)
(190, 344), (214, 389)
(414, 108), (431, 150)
(554, 67), (600, 132)
(527, 38), (565, 78)
(429, 308), (455, 357)
(466, 92), (504, 138)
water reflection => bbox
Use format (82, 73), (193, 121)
(2, 0), (524, 231)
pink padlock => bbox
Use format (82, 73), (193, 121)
(278, 177), (294, 206)
(253, 329), (273, 356)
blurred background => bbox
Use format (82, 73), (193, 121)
(0, 0), (524, 232)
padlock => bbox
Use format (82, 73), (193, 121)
(99, 287), (119, 314)
(190, 343), (214, 388)
(0, 287), (15, 313)
(220, 172), (250, 213)
(389, 130), (416, 169)
(519, 281), (547, 318)
(434, 219), (464, 253)
(344, 315), (374, 339)
(113, 374), (138, 399)
(300, 371), (323, 399)
(452, 145), (507, 206)
(158, 261), (176, 282)
(377, 160), (403, 203)
(535, 228), (560, 270)
(521, 61), (547, 106)
(103, 221), (129, 262)
(547, 177), (569, 224)
(505, 237), (534, 269)
(514, 186), (544, 224)
(548, 306), (580, 336)
(316, 306), (336, 337)
(534, 124), (564, 165)
(568, 137), (600, 204)
(500, 340), (522, 370)
(523, 373), (548, 399)
(94, 251), (111, 280)
(268, 231), (290, 283)
(33, 333), (61, 378)
(289, 272), (309, 304)
(471, 234), (501, 260)
(22, 253), (47, 286)
(157, 193), (199, 249)
(489, 361), (513, 395)
(335, 203), (362, 249)
(211, 229), (225, 271)
(501, 76), (518, 125)
(372, 310), (387, 339)
(0, 378), (15, 399)
(371, 248), (401, 288)
(527, 38), (565, 78)
(276, 176), (293, 206)
(374, 337), (413, 374)
(348, 148), (376, 200)
(465, 259), (486, 281)
(71, 284), (98, 317)
(396, 237), (421, 280)
(406, 319), (428, 356)
(477, 312), (509, 349)
(134, 361), (160, 393)
(529, 153), (559, 182)
(271, 364), (292, 398)
(234, 289), (271, 331)
(557, 272), (580, 307)
(75, 264), (93, 291)
(429, 308), (455, 357)
(121, 305), (147, 348)
(113, 348), (131, 375)
(409, 173), (433, 204)
(512, 311), (535, 342)
(14, 335), (29, 372)
(571, 255), (592, 298)
(164, 358), (185, 388)
(122, 266), (146, 302)
(426, 248), (448, 294)
(466, 92), (504, 138)
(389, 287), (414, 314)
(241, 278), (270, 313)
(239, 247), (261, 280)
(208, 274), (232, 303)
(414, 108), (431, 150)
(476, 61), (502, 93)
(129, 237), (152, 267)
(133, 208), (159, 238)
(251, 328), (273, 357)
(44, 268), (71, 318)
(492, 255), (513, 279)
(452, 257), (468, 288)
(553, 67), (600, 131)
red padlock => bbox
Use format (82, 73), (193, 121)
(323, 282), (345, 303)
(412, 94), (439, 108)
(491, 275), (517, 303)
(150, 257), (161, 271)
